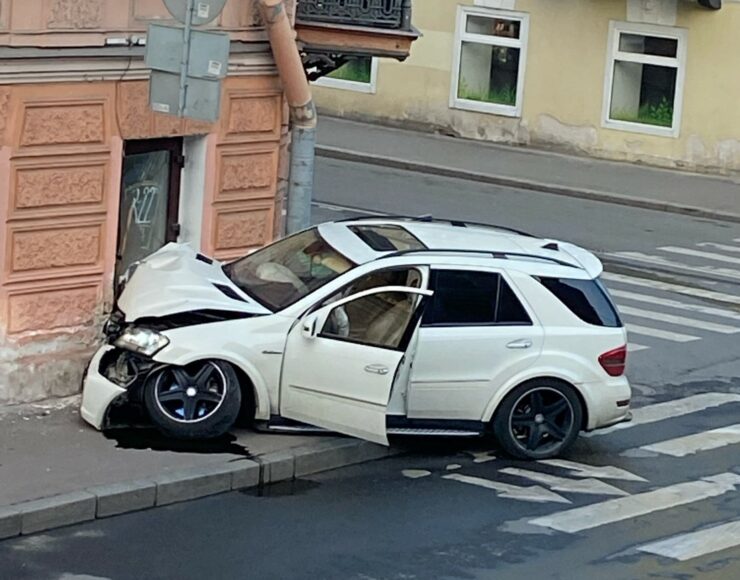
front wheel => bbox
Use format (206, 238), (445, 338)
(493, 380), (583, 460)
(144, 360), (242, 439)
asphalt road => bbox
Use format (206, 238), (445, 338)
(2, 158), (739, 579)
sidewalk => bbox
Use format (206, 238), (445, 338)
(0, 398), (392, 539)
(315, 117), (740, 223)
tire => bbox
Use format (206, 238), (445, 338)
(493, 379), (583, 460)
(144, 360), (242, 440)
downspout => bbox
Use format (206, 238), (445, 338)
(258, 0), (317, 234)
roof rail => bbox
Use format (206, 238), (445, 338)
(337, 214), (535, 238)
(381, 248), (578, 268)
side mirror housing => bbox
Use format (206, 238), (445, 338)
(302, 315), (318, 339)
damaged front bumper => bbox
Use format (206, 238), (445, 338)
(80, 345), (158, 430)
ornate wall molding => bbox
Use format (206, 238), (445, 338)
(10, 224), (103, 275)
(217, 148), (279, 202)
(0, 87), (9, 138)
(13, 163), (106, 213)
(225, 94), (282, 142)
(20, 103), (106, 148)
(48, 0), (105, 29)
(214, 205), (273, 252)
(7, 283), (100, 334)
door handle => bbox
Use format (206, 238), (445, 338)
(507, 339), (533, 349)
(364, 364), (390, 375)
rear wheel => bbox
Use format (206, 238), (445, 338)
(493, 380), (582, 460)
(144, 360), (242, 439)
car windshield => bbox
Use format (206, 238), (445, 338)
(224, 228), (355, 311)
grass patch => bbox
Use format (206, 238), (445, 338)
(327, 59), (372, 84)
(611, 97), (674, 128)
(458, 78), (517, 106)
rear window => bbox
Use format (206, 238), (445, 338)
(537, 277), (622, 328)
(349, 225), (426, 252)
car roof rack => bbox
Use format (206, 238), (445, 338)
(381, 248), (578, 269)
(337, 214), (536, 238)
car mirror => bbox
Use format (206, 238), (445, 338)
(302, 315), (319, 339)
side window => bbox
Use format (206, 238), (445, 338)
(423, 270), (532, 326)
(537, 277), (622, 327)
(424, 270), (499, 325)
(321, 291), (418, 350)
(320, 267), (422, 309)
(497, 279), (532, 325)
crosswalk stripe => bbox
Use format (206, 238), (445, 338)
(585, 393), (740, 437)
(626, 323), (700, 343)
(660, 246), (740, 265)
(602, 272), (740, 306)
(499, 467), (628, 496)
(634, 424), (740, 457)
(606, 252), (740, 281)
(637, 519), (740, 561)
(628, 343), (649, 352)
(618, 305), (739, 334)
(611, 289), (740, 322)
(528, 473), (740, 534)
(536, 459), (647, 482)
(697, 242), (740, 254)
(442, 473), (571, 504)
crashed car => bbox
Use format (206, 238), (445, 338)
(81, 216), (631, 460)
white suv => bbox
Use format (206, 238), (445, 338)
(81, 217), (631, 460)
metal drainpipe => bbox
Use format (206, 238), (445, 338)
(258, 0), (317, 234)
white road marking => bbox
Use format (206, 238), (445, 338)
(611, 289), (740, 322)
(402, 470), (431, 479)
(467, 451), (497, 464)
(626, 323), (701, 343)
(618, 305), (739, 334)
(697, 242), (740, 254)
(529, 473), (740, 534)
(637, 519), (740, 562)
(443, 474), (571, 504)
(633, 424), (740, 457)
(602, 272), (740, 306)
(585, 392), (740, 437)
(660, 246), (740, 265)
(606, 252), (740, 281)
(499, 467), (628, 496)
(628, 343), (650, 352)
(446, 464), (462, 471)
(537, 459), (648, 482)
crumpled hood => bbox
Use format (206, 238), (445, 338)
(117, 243), (271, 321)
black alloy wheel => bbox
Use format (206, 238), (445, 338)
(144, 360), (242, 439)
(493, 380), (582, 460)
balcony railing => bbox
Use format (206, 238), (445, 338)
(296, 0), (413, 30)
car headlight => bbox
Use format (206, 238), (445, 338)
(114, 327), (170, 357)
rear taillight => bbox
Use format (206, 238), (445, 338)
(599, 345), (627, 377)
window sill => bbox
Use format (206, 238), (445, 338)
(451, 98), (521, 118)
(602, 118), (679, 139)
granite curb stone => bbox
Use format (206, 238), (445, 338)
(19, 491), (96, 535)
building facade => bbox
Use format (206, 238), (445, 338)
(313, 0), (740, 174)
(0, 0), (416, 405)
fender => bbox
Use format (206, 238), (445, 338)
(153, 348), (272, 421)
(480, 366), (588, 424)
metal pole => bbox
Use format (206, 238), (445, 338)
(178, 0), (195, 116)
(401, 0), (412, 30)
(287, 125), (316, 234)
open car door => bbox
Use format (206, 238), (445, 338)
(280, 286), (433, 445)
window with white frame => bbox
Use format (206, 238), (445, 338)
(603, 22), (687, 137)
(313, 57), (378, 94)
(451, 7), (529, 117)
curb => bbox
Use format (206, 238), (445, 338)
(316, 145), (740, 225)
(0, 438), (395, 540)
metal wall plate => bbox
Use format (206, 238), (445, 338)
(163, 0), (228, 26)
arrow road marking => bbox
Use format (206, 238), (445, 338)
(584, 392), (740, 437)
(628, 424), (740, 457)
(529, 473), (740, 534)
(537, 459), (647, 482)
(467, 451), (497, 464)
(499, 467), (628, 496)
(402, 470), (431, 479)
(443, 474), (571, 504)
(636, 519), (740, 562)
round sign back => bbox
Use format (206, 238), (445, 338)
(163, 0), (228, 26)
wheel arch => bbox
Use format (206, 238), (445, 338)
(482, 374), (589, 430)
(153, 351), (271, 421)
